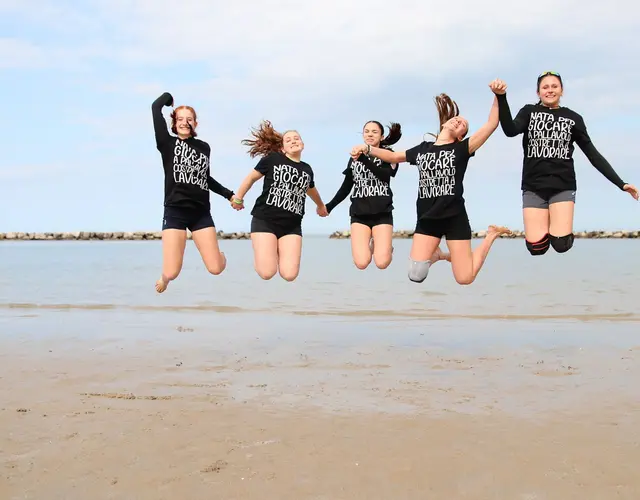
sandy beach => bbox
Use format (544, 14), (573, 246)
(2, 319), (640, 500)
(2, 239), (640, 499)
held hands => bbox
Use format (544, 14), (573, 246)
(350, 144), (367, 159)
(316, 204), (329, 217)
(623, 184), (639, 200)
(489, 79), (507, 95)
(230, 196), (245, 210)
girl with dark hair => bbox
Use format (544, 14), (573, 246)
(151, 92), (237, 293)
(325, 121), (402, 270)
(231, 121), (328, 282)
(492, 72), (638, 256)
(350, 81), (511, 286)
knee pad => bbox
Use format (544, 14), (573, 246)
(408, 259), (431, 283)
(550, 233), (574, 253)
(525, 234), (550, 256)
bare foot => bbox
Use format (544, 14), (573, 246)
(155, 275), (169, 293)
(430, 246), (451, 263)
(487, 225), (512, 237)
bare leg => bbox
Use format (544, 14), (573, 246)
(156, 229), (187, 293)
(277, 235), (303, 281)
(523, 207), (550, 241)
(446, 225), (511, 285)
(191, 227), (226, 275)
(410, 234), (450, 264)
(523, 207), (552, 256)
(251, 232), (278, 280)
(548, 201), (574, 236)
(371, 224), (393, 269)
(350, 223), (373, 270)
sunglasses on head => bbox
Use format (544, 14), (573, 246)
(538, 70), (561, 79)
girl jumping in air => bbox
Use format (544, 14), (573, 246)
(151, 92), (236, 293)
(350, 81), (511, 285)
(231, 121), (328, 282)
(325, 121), (402, 270)
(492, 71), (638, 256)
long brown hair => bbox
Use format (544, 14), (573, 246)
(241, 120), (283, 158)
(170, 105), (198, 138)
(428, 93), (460, 139)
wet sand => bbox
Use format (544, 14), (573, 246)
(2, 316), (640, 499)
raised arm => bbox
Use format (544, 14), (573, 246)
(351, 145), (406, 164)
(325, 170), (354, 214)
(468, 95), (499, 154)
(208, 176), (234, 201)
(488, 79), (530, 137)
(151, 92), (173, 149)
(496, 94), (530, 138)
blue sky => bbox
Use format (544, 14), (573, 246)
(1, 0), (638, 233)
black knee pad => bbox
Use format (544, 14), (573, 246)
(525, 234), (550, 256)
(550, 233), (574, 253)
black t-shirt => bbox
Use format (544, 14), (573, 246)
(325, 153), (398, 216)
(345, 153), (397, 215)
(152, 92), (233, 210)
(496, 95), (626, 194)
(405, 138), (474, 219)
(251, 152), (315, 224)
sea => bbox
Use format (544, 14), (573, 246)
(1, 237), (639, 416)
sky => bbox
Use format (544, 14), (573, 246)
(1, 0), (639, 234)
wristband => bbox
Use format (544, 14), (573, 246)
(232, 198), (243, 204)
(366, 144), (371, 154)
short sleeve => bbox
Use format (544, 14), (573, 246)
(308, 166), (315, 189)
(200, 140), (211, 157)
(389, 163), (399, 177)
(458, 138), (474, 159)
(254, 153), (274, 175)
(405, 142), (426, 165)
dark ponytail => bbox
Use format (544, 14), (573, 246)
(380, 122), (402, 148)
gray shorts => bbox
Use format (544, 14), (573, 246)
(522, 190), (576, 209)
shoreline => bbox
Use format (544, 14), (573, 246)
(2, 318), (640, 499)
(0, 229), (639, 241)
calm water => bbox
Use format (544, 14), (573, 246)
(0, 238), (637, 320)
(1, 238), (639, 417)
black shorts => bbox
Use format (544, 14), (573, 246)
(414, 210), (472, 240)
(350, 212), (393, 228)
(162, 206), (215, 232)
(250, 216), (302, 239)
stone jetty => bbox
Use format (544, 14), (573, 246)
(329, 229), (640, 239)
(0, 231), (250, 241)
(0, 229), (638, 241)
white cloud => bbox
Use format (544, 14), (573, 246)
(4, 0), (639, 179)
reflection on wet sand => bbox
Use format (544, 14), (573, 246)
(3, 302), (639, 322)
(2, 329), (639, 499)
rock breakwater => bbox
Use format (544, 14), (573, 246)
(329, 229), (640, 239)
(0, 230), (638, 241)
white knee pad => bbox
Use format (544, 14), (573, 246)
(408, 259), (431, 283)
